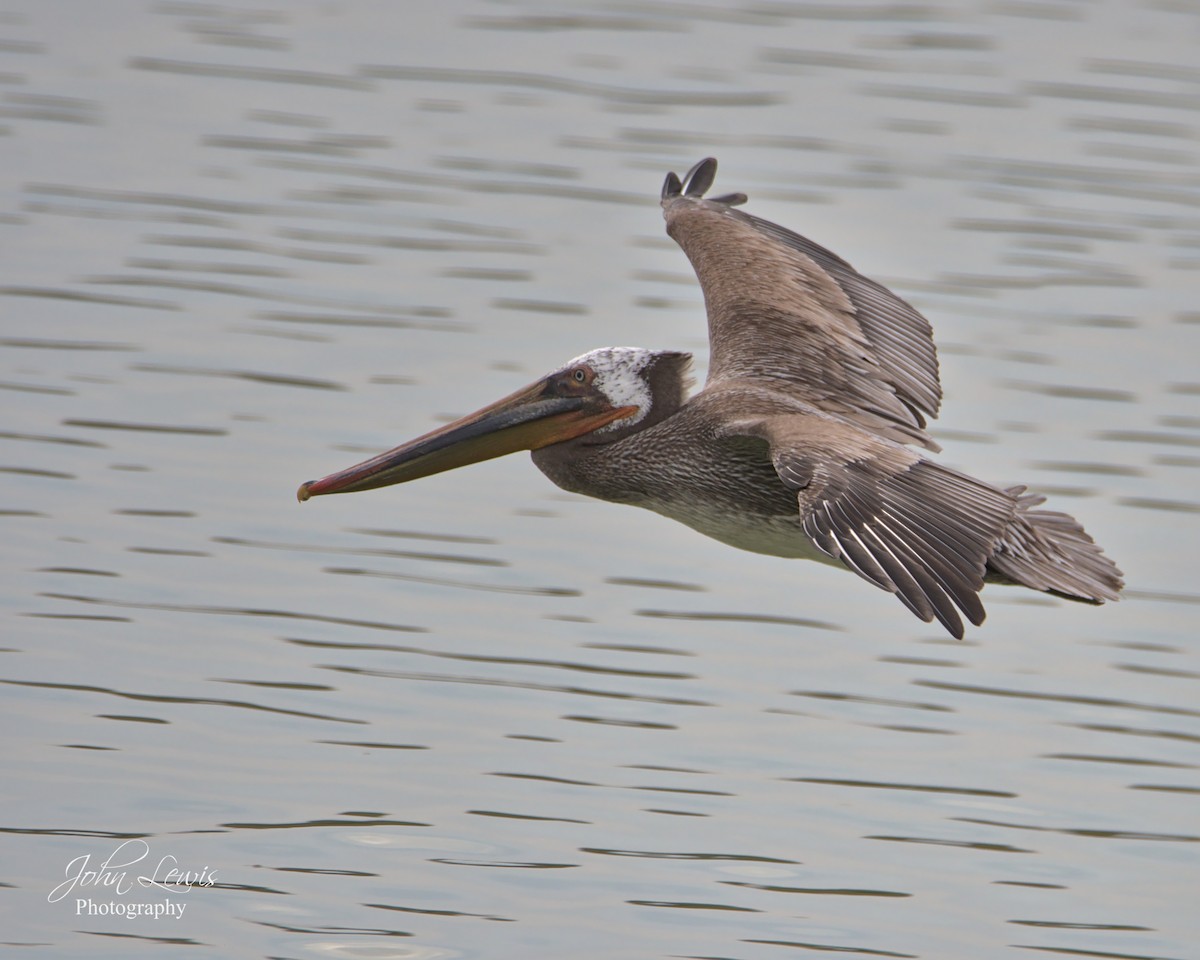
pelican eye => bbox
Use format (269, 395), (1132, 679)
(572, 368), (588, 384)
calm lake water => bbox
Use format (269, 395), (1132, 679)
(3, 1), (1198, 958)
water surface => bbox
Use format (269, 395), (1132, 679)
(2, 2), (1197, 958)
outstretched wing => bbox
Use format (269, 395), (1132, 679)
(719, 410), (1016, 638)
(662, 158), (943, 451)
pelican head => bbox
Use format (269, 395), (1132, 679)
(297, 347), (692, 501)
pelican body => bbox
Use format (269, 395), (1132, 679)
(299, 159), (1122, 638)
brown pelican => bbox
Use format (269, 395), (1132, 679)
(298, 158), (1122, 638)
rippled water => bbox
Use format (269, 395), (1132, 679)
(3, 2), (1197, 958)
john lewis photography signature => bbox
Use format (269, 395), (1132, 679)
(47, 838), (216, 918)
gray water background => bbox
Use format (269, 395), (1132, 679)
(2, 2), (1198, 958)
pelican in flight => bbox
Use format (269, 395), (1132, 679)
(299, 158), (1122, 637)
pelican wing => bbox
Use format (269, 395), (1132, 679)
(720, 411), (1015, 638)
(662, 158), (942, 450)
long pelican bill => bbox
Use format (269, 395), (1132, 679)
(297, 380), (636, 501)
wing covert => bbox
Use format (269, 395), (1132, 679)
(722, 412), (1016, 638)
(662, 158), (942, 451)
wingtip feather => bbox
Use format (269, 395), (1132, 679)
(682, 157), (718, 196)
